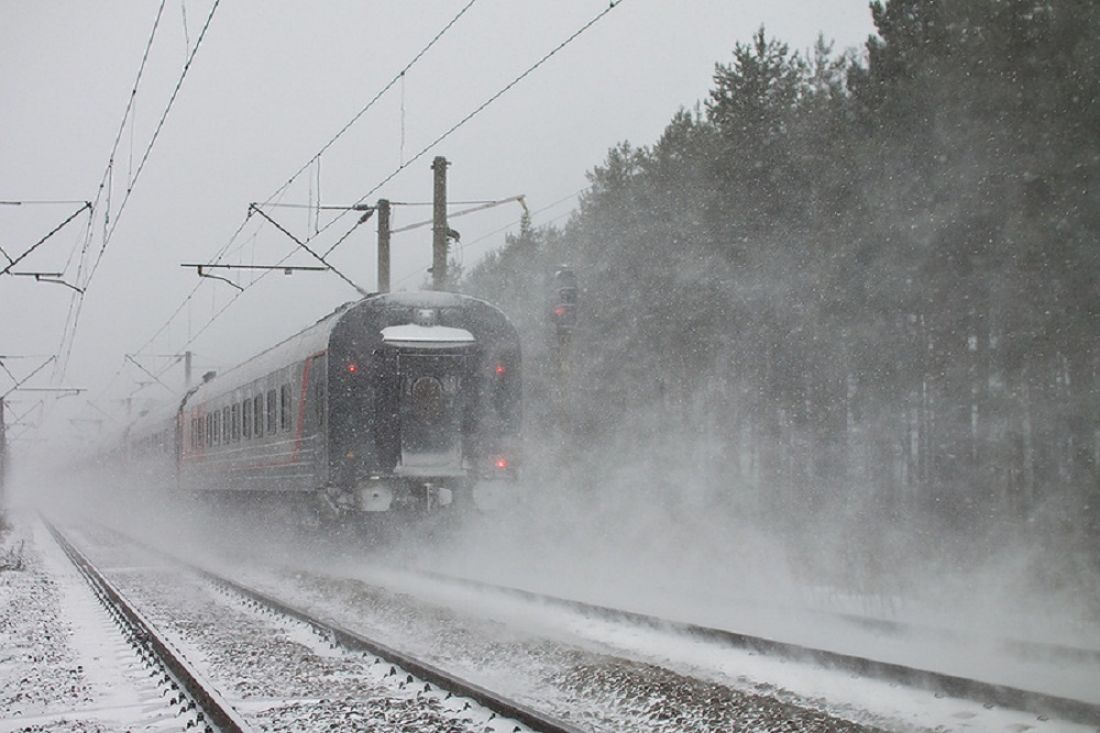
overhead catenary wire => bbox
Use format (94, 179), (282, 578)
(256, 199), (506, 210)
(129, 1), (484, 373)
(295, 0), (626, 261)
(253, 0), (479, 215)
(157, 1), (624, 360)
(63, 0), (167, 283)
(248, 205), (368, 296)
(51, 0), (182, 384)
(0, 203), (93, 277)
(0, 200), (94, 206)
(56, 0), (221, 384)
(94, 0), (222, 272)
(208, 0), (480, 270)
(131, 1), (624, 388)
(459, 187), (585, 254)
(390, 187), (583, 289)
(386, 196), (527, 237)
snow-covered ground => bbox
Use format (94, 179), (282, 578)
(1, 514), (533, 732)
(228, 559), (1099, 733)
(0, 518), (178, 732)
(3, 507), (1097, 733)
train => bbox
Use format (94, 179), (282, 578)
(110, 291), (521, 517)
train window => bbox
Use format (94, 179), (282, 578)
(211, 411), (219, 445)
(223, 407), (231, 444)
(198, 414), (205, 447)
(280, 384), (291, 431)
(266, 389), (277, 434)
(242, 399), (252, 439)
(254, 395), (263, 436)
(315, 379), (325, 426)
(232, 403), (240, 442)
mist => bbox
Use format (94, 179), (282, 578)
(3, 1), (1097, 720)
(448, 6), (1100, 655)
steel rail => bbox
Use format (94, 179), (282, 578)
(43, 518), (256, 733)
(87, 521), (586, 733)
(406, 569), (1100, 728)
(199, 572), (586, 733)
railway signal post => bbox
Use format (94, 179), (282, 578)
(550, 266), (578, 429)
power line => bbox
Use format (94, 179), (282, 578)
(130, 0), (624, 385)
(65, 0), (167, 282)
(459, 187), (585, 253)
(0, 200), (92, 206)
(304, 0), (626, 261)
(387, 195), (526, 238)
(393, 186), (585, 288)
(210, 0), (480, 270)
(93, 0), (222, 277)
(257, 199), (504, 210)
(0, 203), (92, 277)
(128, 2), (482, 365)
(51, 0), (173, 387)
(258, 0), (479, 211)
(57, 0), (222, 384)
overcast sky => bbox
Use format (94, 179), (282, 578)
(0, 1), (875, 444)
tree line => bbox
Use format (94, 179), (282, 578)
(462, 0), (1099, 595)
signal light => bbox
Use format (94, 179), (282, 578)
(494, 363), (507, 376)
(493, 457), (510, 470)
(346, 362), (359, 374)
(552, 302), (576, 333)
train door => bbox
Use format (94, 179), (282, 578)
(395, 351), (467, 474)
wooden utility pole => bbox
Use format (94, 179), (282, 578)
(431, 156), (449, 291)
(376, 198), (391, 293)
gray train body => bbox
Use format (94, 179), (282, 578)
(125, 291), (521, 514)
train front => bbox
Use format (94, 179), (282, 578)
(326, 292), (521, 513)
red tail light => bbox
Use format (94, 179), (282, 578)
(494, 363), (507, 376)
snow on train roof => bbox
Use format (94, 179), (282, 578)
(185, 291), (491, 404)
(378, 290), (471, 308)
(381, 323), (475, 348)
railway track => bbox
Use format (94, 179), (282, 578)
(62, 514), (1100, 731)
(396, 567), (1100, 728)
(43, 517), (583, 733)
(195, 572), (584, 733)
(43, 518), (254, 733)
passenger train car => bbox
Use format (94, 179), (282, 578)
(119, 291), (521, 516)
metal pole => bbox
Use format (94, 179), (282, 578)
(431, 156), (449, 291)
(184, 351), (193, 390)
(377, 199), (391, 293)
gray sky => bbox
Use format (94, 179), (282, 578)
(0, 1), (874, 443)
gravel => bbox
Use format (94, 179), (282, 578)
(225, 568), (899, 733)
(0, 517), (175, 732)
(68, 525), (525, 732)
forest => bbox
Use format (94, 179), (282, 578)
(460, 0), (1099, 602)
